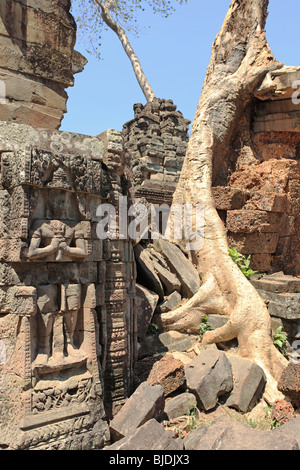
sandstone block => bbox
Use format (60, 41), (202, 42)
(225, 356), (266, 412)
(136, 283), (159, 341)
(165, 392), (197, 420)
(212, 186), (248, 210)
(226, 210), (282, 233)
(134, 244), (164, 300)
(227, 231), (279, 254)
(109, 382), (165, 442)
(106, 419), (183, 451)
(185, 349), (233, 411)
(189, 415), (299, 450)
(147, 354), (185, 396)
(278, 363), (300, 408)
(157, 291), (182, 314)
(153, 239), (200, 298)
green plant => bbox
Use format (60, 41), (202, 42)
(273, 326), (288, 356)
(198, 315), (211, 339)
(228, 247), (258, 280)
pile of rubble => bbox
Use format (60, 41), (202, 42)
(134, 238), (200, 341)
(104, 339), (300, 451)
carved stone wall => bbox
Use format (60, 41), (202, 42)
(0, 0), (87, 129)
(123, 98), (190, 206)
(0, 123), (136, 449)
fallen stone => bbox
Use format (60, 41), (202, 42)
(185, 349), (233, 411)
(277, 416), (300, 448)
(271, 399), (296, 425)
(157, 291), (182, 313)
(264, 292), (300, 320)
(153, 239), (200, 298)
(109, 382), (165, 442)
(251, 278), (289, 294)
(165, 393), (197, 420)
(138, 331), (198, 359)
(225, 356), (266, 413)
(136, 283), (159, 341)
(134, 244), (164, 300)
(278, 362), (300, 408)
(106, 418), (184, 450)
(147, 354), (185, 396)
(151, 258), (181, 295)
(190, 415), (299, 450)
(183, 424), (210, 450)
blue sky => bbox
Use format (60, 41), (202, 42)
(61, 0), (300, 137)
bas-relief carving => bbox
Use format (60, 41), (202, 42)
(0, 128), (137, 449)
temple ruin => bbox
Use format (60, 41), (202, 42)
(1, 0), (300, 452)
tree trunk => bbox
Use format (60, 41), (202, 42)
(157, 0), (288, 402)
(96, 0), (156, 102)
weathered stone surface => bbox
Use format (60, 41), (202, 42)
(212, 186), (249, 210)
(278, 363), (300, 408)
(271, 399), (296, 425)
(165, 392), (197, 420)
(134, 244), (164, 300)
(109, 382), (165, 442)
(0, 123), (136, 449)
(183, 424), (210, 450)
(138, 331), (198, 359)
(225, 356), (266, 412)
(227, 231), (279, 255)
(106, 418), (184, 451)
(151, 258), (181, 295)
(187, 416), (299, 450)
(0, 0), (87, 129)
(157, 290), (182, 314)
(123, 98), (190, 202)
(278, 416), (300, 448)
(185, 349), (233, 411)
(257, 291), (300, 320)
(136, 283), (159, 341)
(147, 354), (185, 396)
(153, 239), (200, 298)
(227, 210), (282, 234)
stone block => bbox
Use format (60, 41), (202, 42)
(257, 291), (300, 320)
(226, 210), (282, 233)
(147, 354), (185, 396)
(109, 382), (165, 442)
(136, 284), (159, 341)
(157, 291), (182, 314)
(165, 392), (197, 420)
(250, 253), (272, 272)
(151, 258), (181, 295)
(153, 239), (200, 299)
(190, 416), (299, 450)
(212, 186), (249, 210)
(225, 356), (266, 412)
(271, 399), (296, 425)
(184, 349), (233, 411)
(227, 231), (279, 254)
(106, 419), (184, 451)
(278, 363), (300, 408)
(134, 244), (164, 300)
(246, 191), (287, 213)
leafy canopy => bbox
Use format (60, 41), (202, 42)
(72, 0), (188, 57)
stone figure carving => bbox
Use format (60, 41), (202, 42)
(28, 189), (88, 367)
